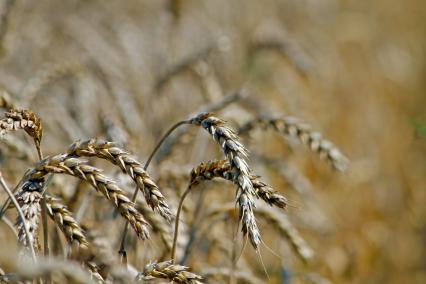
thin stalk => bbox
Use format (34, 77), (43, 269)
(118, 120), (189, 256)
(0, 172), (29, 218)
(171, 185), (193, 262)
(0, 172), (36, 262)
(144, 120), (189, 171)
(35, 142), (49, 257)
(35, 140), (51, 284)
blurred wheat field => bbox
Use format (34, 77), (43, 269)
(0, 0), (425, 283)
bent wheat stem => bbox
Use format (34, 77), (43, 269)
(119, 119), (189, 257)
(171, 185), (193, 262)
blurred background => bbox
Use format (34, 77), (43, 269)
(0, 0), (425, 283)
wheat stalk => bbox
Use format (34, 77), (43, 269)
(238, 114), (349, 171)
(25, 154), (150, 239)
(68, 138), (171, 221)
(136, 260), (203, 284)
(189, 112), (261, 249)
(0, 174), (37, 262)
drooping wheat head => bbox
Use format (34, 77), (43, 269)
(238, 114), (349, 171)
(0, 108), (43, 150)
(44, 195), (88, 249)
(189, 112), (260, 248)
(25, 154), (150, 239)
(68, 138), (171, 221)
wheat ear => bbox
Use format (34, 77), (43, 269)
(14, 181), (42, 255)
(239, 114), (349, 171)
(136, 260), (203, 284)
(26, 154), (150, 239)
(68, 138), (171, 221)
(191, 159), (288, 209)
(0, 108), (43, 151)
(44, 195), (88, 249)
(189, 112), (260, 248)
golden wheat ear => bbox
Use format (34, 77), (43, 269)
(26, 154), (151, 240)
(0, 108), (43, 154)
(189, 112), (261, 249)
(239, 113), (349, 172)
(68, 138), (172, 222)
(136, 260), (203, 284)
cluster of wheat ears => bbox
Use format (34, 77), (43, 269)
(0, 99), (348, 283)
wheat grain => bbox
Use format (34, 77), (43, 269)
(68, 138), (171, 221)
(238, 114), (349, 171)
(189, 112), (260, 249)
(25, 154), (150, 239)
(136, 260), (203, 284)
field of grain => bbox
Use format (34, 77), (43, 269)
(0, 1), (425, 283)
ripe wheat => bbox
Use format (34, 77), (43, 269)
(189, 112), (260, 248)
(239, 114), (348, 171)
(25, 154), (150, 239)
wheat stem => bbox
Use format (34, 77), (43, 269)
(171, 185), (193, 262)
(118, 119), (189, 258)
(0, 173), (36, 262)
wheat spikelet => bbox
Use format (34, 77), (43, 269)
(44, 195), (88, 249)
(68, 138), (171, 221)
(0, 108), (43, 146)
(190, 159), (288, 209)
(238, 114), (349, 171)
(136, 260), (203, 284)
(189, 112), (260, 249)
(15, 181), (42, 254)
(26, 154), (150, 239)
